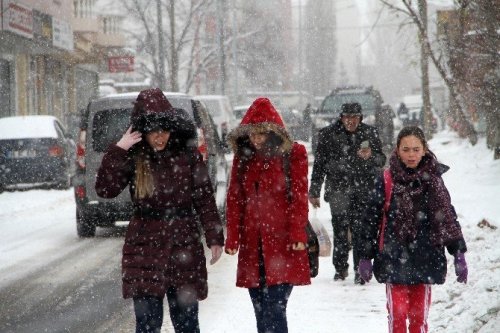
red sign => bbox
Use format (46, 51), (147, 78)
(108, 56), (134, 73)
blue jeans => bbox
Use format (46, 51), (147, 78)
(133, 287), (199, 333)
(248, 283), (293, 333)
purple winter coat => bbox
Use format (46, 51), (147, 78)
(95, 144), (224, 300)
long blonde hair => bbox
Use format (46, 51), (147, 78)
(134, 157), (154, 199)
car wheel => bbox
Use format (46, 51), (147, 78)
(76, 209), (96, 237)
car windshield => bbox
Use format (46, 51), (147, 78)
(321, 94), (378, 116)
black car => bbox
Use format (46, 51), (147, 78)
(73, 92), (228, 237)
(0, 115), (75, 192)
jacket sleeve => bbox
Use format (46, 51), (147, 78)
(309, 129), (329, 198)
(288, 143), (309, 243)
(359, 175), (385, 259)
(190, 151), (225, 247)
(225, 156), (244, 250)
(95, 144), (134, 198)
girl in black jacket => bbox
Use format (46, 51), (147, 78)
(358, 126), (467, 333)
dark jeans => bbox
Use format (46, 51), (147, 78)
(133, 296), (163, 333)
(133, 287), (200, 333)
(329, 205), (363, 274)
(249, 284), (293, 333)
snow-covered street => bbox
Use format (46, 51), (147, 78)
(0, 130), (498, 332)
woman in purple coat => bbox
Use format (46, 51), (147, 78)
(95, 88), (224, 333)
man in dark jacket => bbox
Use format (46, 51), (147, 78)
(309, 102), (386, 284)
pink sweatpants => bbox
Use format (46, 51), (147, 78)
(386, 283), (432, 333)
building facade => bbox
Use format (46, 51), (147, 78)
(0, 0), (127, 132)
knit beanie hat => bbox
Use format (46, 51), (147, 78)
(340, 102), (362, 116)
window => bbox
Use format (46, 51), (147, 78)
(92, 109), (132, 152)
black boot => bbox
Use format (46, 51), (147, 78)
(333, 270), (348, 281)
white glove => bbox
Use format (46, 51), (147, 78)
(116, 126), (142, 151)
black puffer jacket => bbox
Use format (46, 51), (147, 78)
(309, 120), (386, 202)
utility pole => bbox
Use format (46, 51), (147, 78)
(216, 0), (226, 95)
(298, 0), (303, 107)
(231, 2), (239, 103)
(156, 0), (166, 90)
(418, 0), (432, 138)
(169, 0), (178, 92)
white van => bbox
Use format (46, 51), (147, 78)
(194, 95), (236, 142)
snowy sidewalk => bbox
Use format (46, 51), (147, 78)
(196, 131), (500, 333)
(201, 245), (388, 333)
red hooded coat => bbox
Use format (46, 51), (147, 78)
(225, 98), (311, 288)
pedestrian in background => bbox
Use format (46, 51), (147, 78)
(95, 88), (224, 333)
(358, 126), (468, 333)
(375, 104), (395, 152)
(309, 102), (386, 284)
(397, 102), (410, 127)
(225, 97), (311, 333)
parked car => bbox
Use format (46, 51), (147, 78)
(279, 108), (305, 141)
(311, 86), (384, 151)
(73, 92), (229, 237)
(401, 94), (440, 133)
(194, 95), (236, 143)
(0, 115), (75, 192)
(233, 104), (250, 124)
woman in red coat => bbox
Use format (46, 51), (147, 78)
(225, 98), (311, 333)
(95, 88), (224, 333)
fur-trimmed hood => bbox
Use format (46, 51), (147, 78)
(226, 97), (293, 153)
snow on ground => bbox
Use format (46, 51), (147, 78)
(201, 130), (500, 333)
(0, 130), (498, 332)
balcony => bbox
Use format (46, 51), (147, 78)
(72, 17), (100, 33)
(95, 32), (126, 48)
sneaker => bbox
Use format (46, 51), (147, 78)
(354, 272), (365, 285)
(333, 270), (348, 281)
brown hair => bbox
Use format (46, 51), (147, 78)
(396, 126), (437, 159)
(134, 156), (154, 199)
(396, 126), (428, 150)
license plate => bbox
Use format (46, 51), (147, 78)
(6, 149), (37, 158)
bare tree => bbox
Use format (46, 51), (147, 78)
(462, 0), (499, 156)
(234, 2), (290, 91)
(119, 0), (216, 92)
(303, 0), (336, 97)
(379, 0), (478, 144)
